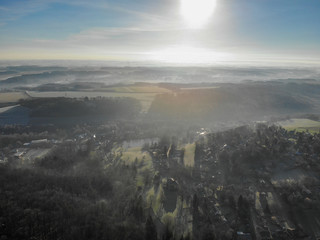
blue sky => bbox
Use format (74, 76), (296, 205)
(0, 0), (319, 64)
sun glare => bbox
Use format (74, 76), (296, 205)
(148, 45), (232, 64)
(180, 0), (217, 29)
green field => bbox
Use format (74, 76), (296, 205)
(278, 118), (320, 134)
(121, 147), (151, 165)
(121, 147), (153, 187)
(183, 143), (195, 167)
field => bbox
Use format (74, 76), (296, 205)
(183, 143), (195, 167)
(121, 147), (153, 187)
(23, 148), (51, 163)
(27, 91), (162, 112)
(278, 118), (320, 133)
(0, 92), (30, 103)
(121, 147), (151, 165)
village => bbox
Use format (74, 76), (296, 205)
(141, 123), (320, 239)
(0, 121), (320, 240)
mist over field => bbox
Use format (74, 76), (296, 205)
(0, 63), (319, 127)
(0, 63), (320, 87)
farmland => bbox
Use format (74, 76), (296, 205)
(121, 147), (152, 165)
(278, 118), (320, 133)
(0, 92), (30, 103)
(183, 143), (195, 167)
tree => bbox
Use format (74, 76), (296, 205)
(192, 194), (199, 218)
(180, 148), (185, 165)
(162, 224), (173, 240)
(145, 215), (157, 240)
(237, 195), (249, 219)
(237, 195), (243, 209)
(202, 229), (216, 240)
(228, 195), (236, 209)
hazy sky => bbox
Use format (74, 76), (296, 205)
(0, 0), (319, 64)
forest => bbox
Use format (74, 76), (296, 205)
(19, 97), (141, 119)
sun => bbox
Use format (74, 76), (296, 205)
(180, 0), (217, 29)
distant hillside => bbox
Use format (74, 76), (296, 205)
(1, 65), (320, 88)
(148, 82), (320, 122)
(0, 70), (110, 87)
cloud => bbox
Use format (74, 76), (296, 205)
(0, 0), (189, 60)
(31, 26), (186, 53)
(0, 6), (8, 11)
(0, 0), (53, 25)
(0, 0), (173, 27)
(0, 0), (111, 26)
(0, 24), (201, 61)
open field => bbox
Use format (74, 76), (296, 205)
(183, 143), (195, 167)
(23, 148), (51, 163)
(255, 192), (264, 216)
(278, 118), (320, 133)
(121, 147), (153, 171)
(27, 91), (159, 112)
(0, 92), (30, 103)
(121, 147), (153, 187)
(121, 147), (151, 164)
